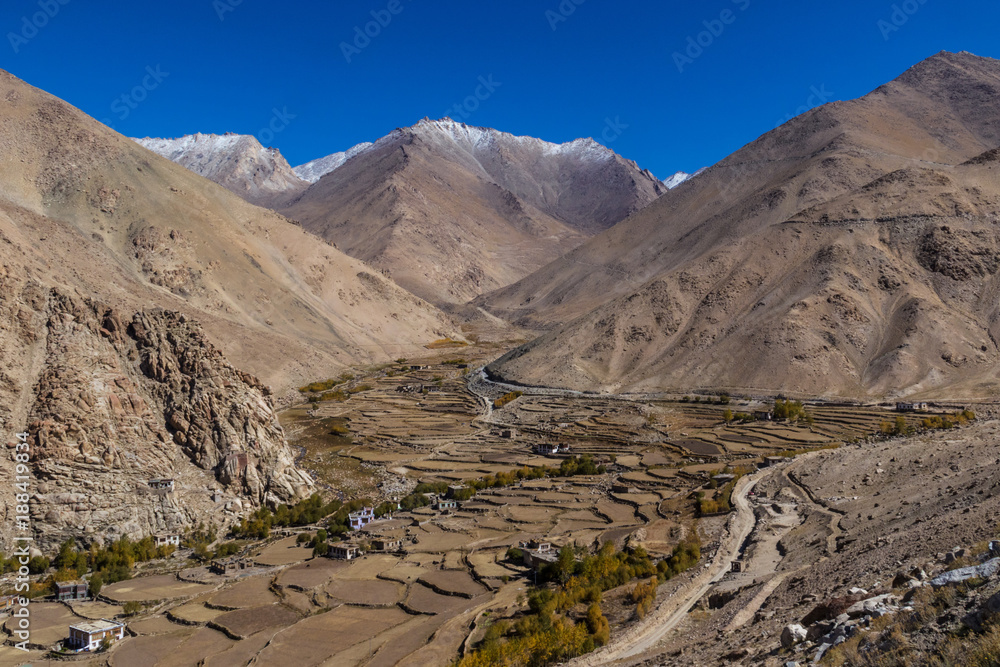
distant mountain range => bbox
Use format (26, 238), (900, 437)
(136, 119), (681, 304)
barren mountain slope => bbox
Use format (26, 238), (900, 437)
(0, 70), (458, 394)
(134, 133), (309, 208)
(485, 51), (1000, 399)
(0, 69), (459, 547)
(281, 118), (666, 304)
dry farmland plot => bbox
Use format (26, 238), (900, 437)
(419, 570), (487, 597)
(170, 601), (227, 624)
(255, 536), (313, 566)
(406, 583), (484, 615)
(103, 575), (214, 602)
(277, 558), (349, 589)
(110, 626), (235, 667)
(67, 599), (123, 619)
(325, 578), (404, 605)
(202, 630), (275, 667)
(128, 615), (182, 635)
(209, 575), (278, 608)
(469, 551), (519, 578)
(332, 554), (400, 579)
(3, 603), (81, 646)
(212, 604), (301, 638)
(254, 606), (411, 666)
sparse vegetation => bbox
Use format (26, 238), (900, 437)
(298, 373), (354, 394)
(459, 540), (699, 667)
(631, 576), (658, 619)
(494, 391), (524, 408)
(427, 338), (469, 349)
(697, 467), (751, 515)
(773, 399), (813, 424)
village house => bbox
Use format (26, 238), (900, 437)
(533, 443), (561, 455)
(67, 619), (125, 652)
(731, 559), (744, 573)
(328, 543), (361, 560)
(211, 556), (253, 576)
(434, 498), (458, 512)
(445, 485), (468, 499)
(520, 540), (558, 570)
(147, 478), (175, 492)
(55, 580), (88, 601)
(371, 538), (402, 552)
(762, 456), (790, 467)
(499, 428), (516, 439)
(349, 507), (375, 530)
(895, 402), (929, 412)
(154, 534), (181, 548)
(520, 539), (551, 552)
(753, 411), (774, 421)
(0, 594), (17, 613)
(712, 474), (737, 485)
(612, 483), (638, 494)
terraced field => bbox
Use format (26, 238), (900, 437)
(9, 353), (929, 665)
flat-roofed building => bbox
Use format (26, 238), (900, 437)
(68, 619), (125, 651)
(154, 534), (180, 548)
(328, 543), (360, 560)
(55, 580), (88, 601)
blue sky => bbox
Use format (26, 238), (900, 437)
(1, 0), (998, 179)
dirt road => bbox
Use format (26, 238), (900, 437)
(569, 468), (771, 665)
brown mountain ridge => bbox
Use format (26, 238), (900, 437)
(484, 51), (1000, 400)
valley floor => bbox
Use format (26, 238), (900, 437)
(2, 345), (993, 666)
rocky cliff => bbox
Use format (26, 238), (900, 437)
(8, 287), (311, 550)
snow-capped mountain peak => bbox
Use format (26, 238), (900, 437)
(293, 141), (375, 183)
(133, 133), (308, 207)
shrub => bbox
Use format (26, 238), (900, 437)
(494, 391), (524, 409)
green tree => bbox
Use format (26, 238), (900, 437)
(722, 408), (733, 423)
(88, 573), (103, 598)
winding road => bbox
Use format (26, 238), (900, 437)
(569, 468), (770, 665)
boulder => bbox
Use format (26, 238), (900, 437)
(930, 558), (1000, 587)
(846, 594), (899, 618)
(781, 623), (808, 648)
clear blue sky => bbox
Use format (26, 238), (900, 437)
(1, 0), (998, 178)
